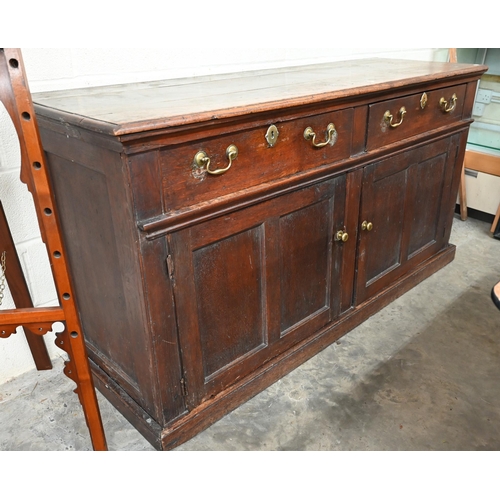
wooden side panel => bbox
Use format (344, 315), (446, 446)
(45, 150), (160, 420)
(47, 157), (129, 360)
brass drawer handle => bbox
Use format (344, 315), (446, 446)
(304, 123), (337, 148)
(439, 93), (457, 113)
(193, 145), (238, 176)
(361, 220), (373, 231)
(384, 106), (406, 128)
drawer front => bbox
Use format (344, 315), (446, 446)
(366, 84), (466, 150)
(159, 108), (353, 212)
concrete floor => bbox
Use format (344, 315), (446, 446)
(1, 215), (499, 451)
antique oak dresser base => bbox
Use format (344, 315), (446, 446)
(32, 59), (486, 450)
(93, 244), (455, 450)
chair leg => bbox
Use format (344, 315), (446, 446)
(491, 201), (500, 234)
(0, 201), (52, 370)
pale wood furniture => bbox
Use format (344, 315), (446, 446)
(452, 47), (500, 231)
(463, 150), (500, 233)
(32, 58), (486, 449)
(0, 48), (107, 450)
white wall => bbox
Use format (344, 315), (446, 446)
(0, 48), (447, 384)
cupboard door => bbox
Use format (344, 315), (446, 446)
(168, 176), (346, 407)
(355, 135), (458, 305)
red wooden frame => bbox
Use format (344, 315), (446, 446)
(0, 48), (106, 450)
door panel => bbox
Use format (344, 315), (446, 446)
(192, 225), (267, 380)
(279, 197), (333, 335)
(364, 166), (407, 286)
(355, 136), (454, 305)
(406, 153), (446, 259)
(169, 176), (346, 406)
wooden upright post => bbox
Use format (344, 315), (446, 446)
(0, 48), (107, 450)
(0, 200), (52, 370)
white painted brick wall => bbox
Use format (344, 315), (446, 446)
(0, 48), (447, 384)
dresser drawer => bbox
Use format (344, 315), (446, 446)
(159, 108), (353, 212)
(366, 84), (466, 150)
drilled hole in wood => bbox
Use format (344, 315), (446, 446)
(62, 293), (70, 300)
(21, 112), (31, 120)
(33, 161), (41, 169)
(44, 208), (52, 215)
(9, 58), (19, 69)
(53, 251), (61, 258)
(70, 331), (78, 338)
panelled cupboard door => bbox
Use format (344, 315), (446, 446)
(355, 135), (459, 305)
(168, 176), (346, 408)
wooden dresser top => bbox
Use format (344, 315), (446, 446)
(32, 58), (487, 136)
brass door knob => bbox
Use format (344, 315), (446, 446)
(335, 230), (349, 242)
(361, 221), (373, 231)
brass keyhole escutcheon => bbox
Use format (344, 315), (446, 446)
(265, 124), (279, 147)
(361, 221), (373, 231)
(335, 230), (349, 242)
